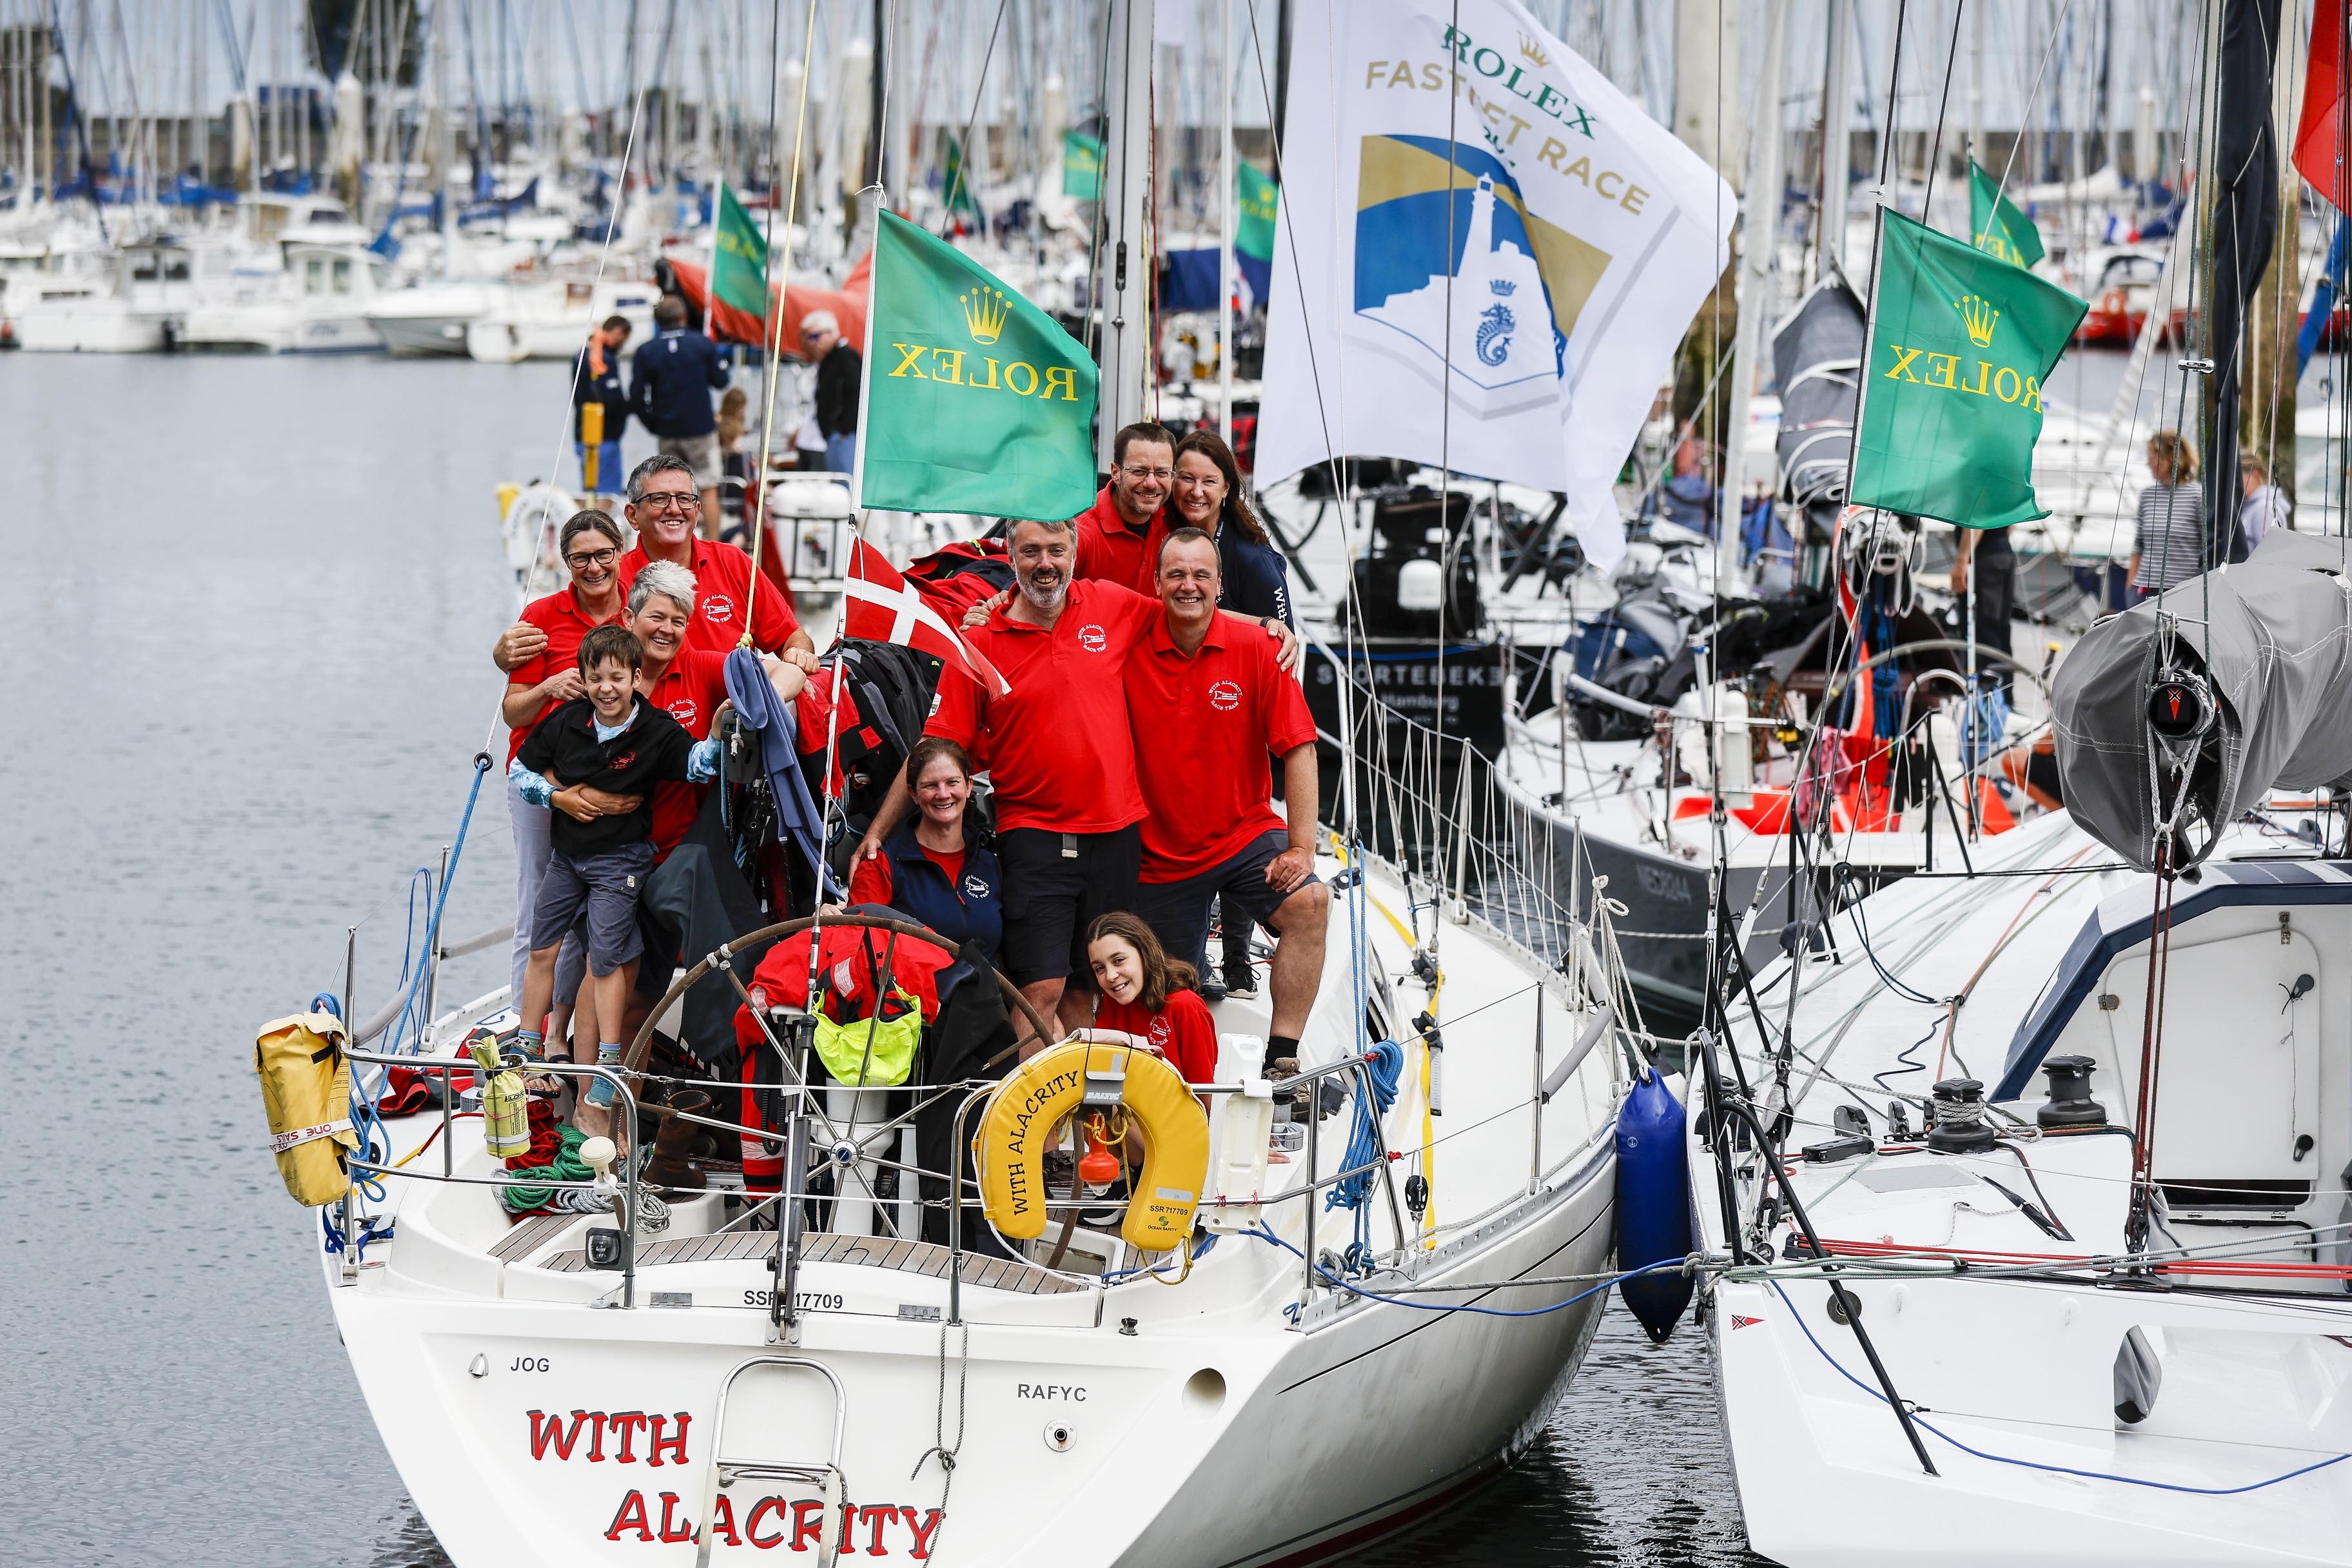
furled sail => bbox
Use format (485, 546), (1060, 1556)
(2053, 530), (2352, 869)
(1770, 274), (1866, 545)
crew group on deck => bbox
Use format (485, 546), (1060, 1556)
(490, 422), (1328, 1142)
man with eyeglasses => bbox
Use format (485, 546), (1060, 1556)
(800, 309), (861, 475)
(1072, 421), (1178, 588)
(492, 456), (814, 676)
(629, 294), (730, 540)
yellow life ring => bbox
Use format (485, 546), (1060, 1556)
(975, 1038), (1210, 1254)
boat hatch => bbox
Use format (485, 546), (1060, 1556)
(1995, 860), (2352, 1101)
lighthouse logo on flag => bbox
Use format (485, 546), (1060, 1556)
(1257, 0), (1732, 573)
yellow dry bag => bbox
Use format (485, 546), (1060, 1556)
(975, 1038), (1210, 1253)
(255, 1010), (360, 1207)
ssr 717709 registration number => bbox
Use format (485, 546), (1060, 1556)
(743, 1288), (843, 1311)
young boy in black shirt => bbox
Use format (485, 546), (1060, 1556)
(509, 623), (719, 1131)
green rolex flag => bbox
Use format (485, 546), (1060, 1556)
(1851, 210), (2088, 529)
(1063, 131), (1104, 201)
(858, 210), (1099, 520)
(1968, 159), (2044, 269)
(943, 135), (983, 220)
(711, 183), (769, 318)
(1236, 161), (1278, 261)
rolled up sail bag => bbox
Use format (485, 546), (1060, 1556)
(255, 1010), (360, 1206)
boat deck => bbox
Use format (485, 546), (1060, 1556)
(527, 1226), (1085, 1293)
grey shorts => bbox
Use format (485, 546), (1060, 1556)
(531, 841), (657, 975)
(657, 431), (722, 489)
(1131, 830), (1320, 975)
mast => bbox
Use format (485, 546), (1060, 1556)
(1219, 0), (1233, 446)
(1093, 0), (1155, 469)
(1818, 0), (1854, 280)
(1720, 0), (1789, 573)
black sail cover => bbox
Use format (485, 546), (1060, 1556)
(2204, 0), (2284, 566)
(2053, 531), (2352, 869)
(1770, 274), (1867, 544)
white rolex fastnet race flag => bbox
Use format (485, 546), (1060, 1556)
(1256, 0), (1734, 572)
(843, 540), (1011, 695)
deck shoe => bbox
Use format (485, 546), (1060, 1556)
(1222, 962), (1259, 1000)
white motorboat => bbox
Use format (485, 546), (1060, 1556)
(181, 240), (389, 354)
(291, 695), (1646, 1567)
(367, 280), (494, 357)
(464, 276), (661, 363)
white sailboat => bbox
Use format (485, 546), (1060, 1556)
(274, 8), (1649, 1565)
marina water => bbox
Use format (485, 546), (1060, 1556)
(5, 353), (1765, 1566)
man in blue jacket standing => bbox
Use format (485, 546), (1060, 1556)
(631, 294), (730, 540)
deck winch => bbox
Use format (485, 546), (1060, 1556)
(1926, 1077), (1996, 1154)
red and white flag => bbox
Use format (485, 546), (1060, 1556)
(2298, 2), (2351, 211)
(842, 539), (1011, 695)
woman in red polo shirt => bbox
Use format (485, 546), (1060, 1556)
(1084, 912), (1219, 1087)
(500, 511), (629, 1040)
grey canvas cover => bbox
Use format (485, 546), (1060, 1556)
(1771, 273), (1866, 544)
(2054, 529), (2352, 868)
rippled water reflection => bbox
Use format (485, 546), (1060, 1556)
(9, 353), (1761, 1567)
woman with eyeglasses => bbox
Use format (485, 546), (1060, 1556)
(1159, 429), (1294, 627)
(498, 511), (632, 1051)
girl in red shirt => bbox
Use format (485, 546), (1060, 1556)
(1084, 912), (1219, 1086)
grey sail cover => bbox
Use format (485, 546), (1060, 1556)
(2053, 529), (2352, 869)
(1771, 273), (1866, 543)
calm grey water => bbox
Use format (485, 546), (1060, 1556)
(2, 352), (1772, 1567)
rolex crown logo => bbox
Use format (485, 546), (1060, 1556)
(959, 285), (1012, 346)
(1955, 293), (1999, 348)
(1516, 32), (1553, 68)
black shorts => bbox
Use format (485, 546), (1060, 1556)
(1132, 830), (1321, 975)
(996, 823), (1142, 988)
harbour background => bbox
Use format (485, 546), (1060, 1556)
(4, 346), (2177, 1566)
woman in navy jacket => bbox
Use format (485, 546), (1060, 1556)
(848, 736), (1011, 1247)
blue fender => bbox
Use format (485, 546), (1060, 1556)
(1614, 1069), (1694, 1343)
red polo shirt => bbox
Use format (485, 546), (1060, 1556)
(1073, 484), (1161, 589)
(643, 649), (732, 856)
(1126, 609), (1318, 882)
(1095, 988), (1219, 1086)
(619, 537), (801, 657)
(505, 585), (624, 761)
(926, 578), (1159, 834)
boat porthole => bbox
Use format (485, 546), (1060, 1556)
(1184, 1367), (1226, 1412)
(1043, 1422), (1075, 1453)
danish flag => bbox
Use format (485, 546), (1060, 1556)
(843, 540), (1011, 695)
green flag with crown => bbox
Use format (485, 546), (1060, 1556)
(1968, 159), (2045, 269)
(1850, 210), (2087, 529)
(711, 184), (769, 318)
(1063, 131), (1104, 201)
(857, 210), (1099, 520)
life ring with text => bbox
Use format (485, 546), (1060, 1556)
(975, 1037), (1209, 1254)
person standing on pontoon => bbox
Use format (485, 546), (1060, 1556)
(2239, 450), (2291, 556)
(1125, 527), (1327, 1080)
(2131, 429), (2207, 600)
(629, 295), (730, 540)
(569, 315), (632, 510)
(798, 309), (861, 476)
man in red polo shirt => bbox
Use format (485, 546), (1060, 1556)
(490, 455), (813, 676)
(1128, 528), (1326, 1075)
(861, 514), (1301, 1043)
(1072, 422), (1175, 589)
